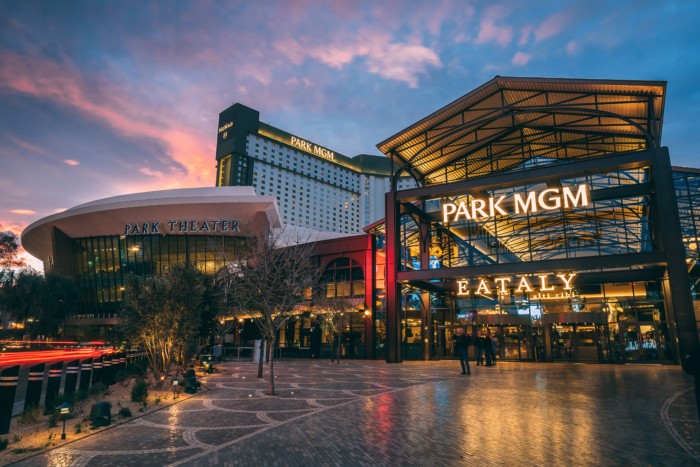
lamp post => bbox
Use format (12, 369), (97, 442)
(56, 402), (72, 440)
(172, 376), (180, 399)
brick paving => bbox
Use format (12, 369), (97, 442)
(10, 359), (699, 466)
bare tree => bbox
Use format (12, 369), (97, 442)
(121, 264), (212, 387)
(314, 296), (360, 364)
(218, 229), (321, 395)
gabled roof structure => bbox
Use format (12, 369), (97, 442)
(377, 76), (666, 185)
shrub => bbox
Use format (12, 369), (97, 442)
(12, 433), (21, 443)
(89, 383), (108, 397)
(115, 369), (129, 385)
(131, 379), (149, 404)
(118, 407), (132, 418)
(74, 423), (82, 434)
(128, 361), (147, 378)
(55, 392), (77, 407)
(19, 405), (42, 425)
(0, 438), (8, 450)
(47, 412), (59, 428)
(74, 389), (88, 403)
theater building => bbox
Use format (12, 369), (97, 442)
(20, 187), (284, 337)
(374, 76), (700, 364)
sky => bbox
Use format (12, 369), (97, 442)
(1, 0), (699, 270)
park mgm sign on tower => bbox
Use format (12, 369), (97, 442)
(376, 76), (699, 364)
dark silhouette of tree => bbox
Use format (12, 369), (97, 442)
(0, 269), (77, 338)
(0, 228), (24, 269)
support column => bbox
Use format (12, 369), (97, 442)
(385, 191), (402, 363)
(419, 206), (432, 361)
(543, 325), (553, 362)
(365, 237), (375, 360)
(651, 147), (699, 362)
(421, 291), (431, 361)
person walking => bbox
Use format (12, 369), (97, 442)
(476, 331), (484, 366)
(212, 342), (223, 363)
(484, 333), (493, 366)
(455, 328), (471, 375)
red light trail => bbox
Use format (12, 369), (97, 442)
(0, 347), (115, 368)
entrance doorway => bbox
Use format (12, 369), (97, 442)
(434, 325), (462, 359)
(548, 323), (605, 362)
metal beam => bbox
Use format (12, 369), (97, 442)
(395, 149), (653, 202)
(397, 251), (667, 282)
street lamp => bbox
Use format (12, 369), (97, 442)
(56, 402), (73, 440)
(172, 376), (180, 399)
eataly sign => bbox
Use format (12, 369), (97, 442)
(456, 273), (577, 298)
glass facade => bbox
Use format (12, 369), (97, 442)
(675, 169), (700, 341)
(71, 235), (247, 316)
(387, 165), (682, 363)
(377, 78), (696, 365)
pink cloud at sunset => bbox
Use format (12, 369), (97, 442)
(475, 6), (513, 47)
(9, 209), (36, 215)
(63, 159), (80, 166)
(0, 50), (214, 191)
(274, 31), (441, 88)
(534, 11), (571, 42)
(512, 52), (532, 67)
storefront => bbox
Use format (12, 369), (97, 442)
(375, 76), (699, 365)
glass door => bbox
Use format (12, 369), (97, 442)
(434, 325), (459, 359)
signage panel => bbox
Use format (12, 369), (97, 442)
(442, 184), (590, 223)
(124, 219), (241, 236)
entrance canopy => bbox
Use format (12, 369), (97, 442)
(377, 76), (666, 185)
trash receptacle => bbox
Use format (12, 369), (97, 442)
(90, 401), (112, 427)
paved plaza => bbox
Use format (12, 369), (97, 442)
(11, 359), (699, 466)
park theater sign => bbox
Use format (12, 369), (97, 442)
(442, 184), (590, 223)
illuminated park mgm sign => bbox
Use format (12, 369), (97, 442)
(124, 219), (241, 236)
(289, 136), (335, 161)
(442, 184), (590, 222)
(457, 273), (577, 301)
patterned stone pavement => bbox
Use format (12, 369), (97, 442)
(10, 359), (699, 466)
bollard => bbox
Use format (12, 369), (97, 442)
(24, 363), (45, 411)
(64, 360), (80, 396)
(44, 361), (62, 414)
(91, 357), (103, 386)
(0, 366), (20, 435)
(101, 354), (112, 386)
(79, 358), (92, 392)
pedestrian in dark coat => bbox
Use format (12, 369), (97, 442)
(455, 328), (471, 375)
(484, 334), (493, 366)
(475, 332), (485, 366)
